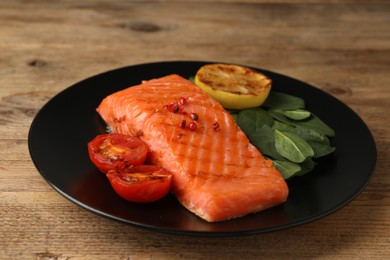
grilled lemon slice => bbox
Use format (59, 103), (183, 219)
(194, 63), (272, 110)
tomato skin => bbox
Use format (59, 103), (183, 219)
(88, 133), (148, 173)
(106, 165), (172, 203)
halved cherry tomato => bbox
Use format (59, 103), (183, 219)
(88, 133), (148, 173)
(106, 165), (172, 203)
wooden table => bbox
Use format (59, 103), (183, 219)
(1, 0), (389, 258)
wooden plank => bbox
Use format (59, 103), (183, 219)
(0, 1), (389, 259)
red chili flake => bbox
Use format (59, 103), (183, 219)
(189, 122), (197, 131)
(212, 122), (220, 131)
(178, 97), (186, 105)
(190, 113), (199, 121)
(179, 120), (186, 128)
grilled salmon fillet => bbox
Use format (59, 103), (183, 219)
(96, 74), (288, 222)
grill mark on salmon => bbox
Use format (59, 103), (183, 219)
(96, 74), (289, 222)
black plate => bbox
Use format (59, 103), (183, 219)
(28, 61), (377, 236)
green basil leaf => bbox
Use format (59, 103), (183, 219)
(237, 108), (274, 136)
(281, 109), (311, 120)
(248, 125), (285, 160)
(290, 127), (336, 158)
(272, 121), (296, 131)
(296, 158), (317, 176)
(273, 160), (301, 180)
(268, 110), (294, 124)
(268, 110), (335, 137)
(227, 89), (336, 180)
(296, 114), (335, 137)
(263, 91), (305, 110)
(274, 129), (314, 163)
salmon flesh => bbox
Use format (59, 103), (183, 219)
(96, 74), (289, 222)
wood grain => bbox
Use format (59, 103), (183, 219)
(1, 0), (389, 259)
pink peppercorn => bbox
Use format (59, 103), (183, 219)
(189, 122), (197, 131)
